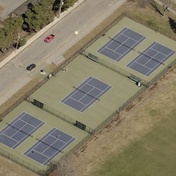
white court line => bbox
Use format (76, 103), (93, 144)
(43, 135), (75, 165)
(80, 85), (111, 112)
(103, 33), (145, 61)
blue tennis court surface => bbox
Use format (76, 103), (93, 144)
(24, 128), (75, 165)
(127, 42), (175, 76)
(0, 112), (44, 149)
(61, 77), (111, 112)
(98, 28), (146, 62)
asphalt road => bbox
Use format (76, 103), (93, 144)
(0, 0), (126, 105)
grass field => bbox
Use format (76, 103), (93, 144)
(93, 115), (176, 176)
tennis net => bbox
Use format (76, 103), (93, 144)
(86, 52), (147, 86)
(6, 123), (34, 138)
(35, 138), (63, 152)
(73, 86), (100, 101)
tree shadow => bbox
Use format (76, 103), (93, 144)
(168, 17), (176, 33)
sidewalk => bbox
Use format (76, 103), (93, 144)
(154, 0), (176, 15)
(0, 0), (85, 69)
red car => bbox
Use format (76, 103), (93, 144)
(44, 34), (55, 43)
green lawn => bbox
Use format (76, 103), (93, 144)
(92, 111), (176, 176)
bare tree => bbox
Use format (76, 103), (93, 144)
(53, 156), (74, 176)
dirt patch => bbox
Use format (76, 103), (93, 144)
(0, 156), (38, 176)
(0, 5), (4, 12)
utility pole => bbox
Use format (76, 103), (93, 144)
(15, 32), (20, 51)
(57, 0), (64, 18)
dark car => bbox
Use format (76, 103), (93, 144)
(44, 34), (55, 43)
(26, 64), (36, 71)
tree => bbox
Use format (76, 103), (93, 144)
(0, 16), (24, 52)
(6, 16), (24, 49)
(62, 0), (78, 11)
(18, 37), (27, 47)
(23, 0), (55, 32)
(40, 0), (55, 23)
(0, 28), (7, 52)
(169, 17), (176, 33)
(23, 5), (44, 32)
(53, 0), (60, 12)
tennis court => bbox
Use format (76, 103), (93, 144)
(24, 128), (75, 165)
(61, 77), (111, 112)
(98, 28), (146, 62)
(0, 101), (88, 172)
(127, 42), (175, 76)
(85, 17), (176, 84)
(0, 112), (44, 149)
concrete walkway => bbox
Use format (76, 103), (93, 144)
(154, 0), (176, 15)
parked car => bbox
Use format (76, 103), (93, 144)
(44, 34), (55, 43)
(26, 64), (36, 71)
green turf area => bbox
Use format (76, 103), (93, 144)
(92, 114), (176, 176)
